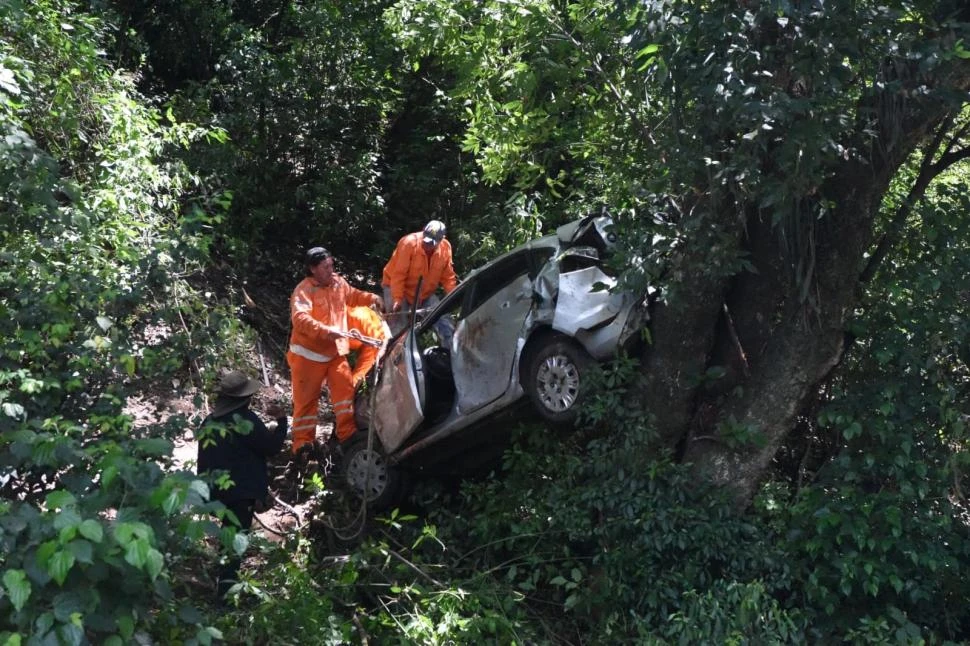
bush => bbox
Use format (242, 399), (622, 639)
(0, 1), (235, 642)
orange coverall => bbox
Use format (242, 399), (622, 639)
(381, 232), (458, 306)
(287, 274), (380, 452)
(346, 306), (390, 386)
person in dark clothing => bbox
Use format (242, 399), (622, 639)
(196, 370), (287, 596)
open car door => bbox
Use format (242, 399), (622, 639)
(370, 298), (426, 454)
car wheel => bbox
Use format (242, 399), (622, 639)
(341, 433), (403, 510)
(524, 335), (593, 427)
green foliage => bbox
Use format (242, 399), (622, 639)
(389, 0), (970, 296)
(216, 556), (350, 644)
(396, 358), (801, 641)
(212, 518), (539, 645)
(0, 0), (240, 642)
(388, 0), (659, 237)
(773, 173), (970, 641)
(657, 580), (804, 644)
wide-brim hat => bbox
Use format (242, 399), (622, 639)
(210, 370), (261, 417)
(210, 395), (252, 418)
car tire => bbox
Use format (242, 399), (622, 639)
(340, 433), (404, 510)
(523, 334), (594, 427)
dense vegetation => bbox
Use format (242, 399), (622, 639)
(2, 0), (969, 643)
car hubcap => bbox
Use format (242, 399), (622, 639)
(536, 354), (580, 412)
(346, 447), (388, 500)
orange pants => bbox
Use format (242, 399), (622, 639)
(347, 306), (389, 386)
(286, 351), (357, 452)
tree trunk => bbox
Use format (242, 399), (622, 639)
(654, 59), (970, 506)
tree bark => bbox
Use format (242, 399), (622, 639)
(676, 58), (970, 506)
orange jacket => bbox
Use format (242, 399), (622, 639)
(381, 232), (458, 304)
(347, 306), (390, 344)
(289, 274), (379, 361)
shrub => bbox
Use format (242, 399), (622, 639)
(0, 1), (234, 642)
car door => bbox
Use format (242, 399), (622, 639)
(371, 319), (426, 454)
(452, 252), (535, 414)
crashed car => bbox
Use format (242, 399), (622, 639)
(344, 214), (650, 507)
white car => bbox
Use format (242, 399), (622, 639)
(344, 215), (650, 507)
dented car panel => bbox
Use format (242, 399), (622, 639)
(453, 272), (534, 414)
(372, 328), (425, 454)
(553, 266), (623, 337)
(573, 293), (642, 359)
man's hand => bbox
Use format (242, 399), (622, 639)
(391, 300), (403, 313)
(266, 403), (286, 419)
(320, 325), (340, 341)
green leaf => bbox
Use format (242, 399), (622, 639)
(52, 591), (86, 622)
(46, 490), (76, 510)
(53, 509), (81, 532)
(66, 539), (93, 564)
(36, 540), (58, 567)
(162, 490), (181, 516)
(114, 522), (150, 546)
(48, 550), (76, 586)
(58, 525), (77, 543)
(101, 465), (119, 489)
(54, 622), (83, 646)
(0, 66), (20, 96)
(232, 531), (249, 556)
(116, 615), (134, 640)
(124, 538), (150, 568)
(120, 354), (136, 376)
(3, 569), (31, 612)
(145, 549), (164, 580)
(843, 421), (862, 440)
(178, 604), (204, 624)
(2, 402), (25, 419)
(78, 519), (103, 543)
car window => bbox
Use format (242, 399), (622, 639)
(462, 251), (533, 316)
(559, 246), (600, 273)
(568, 216), (616, 256)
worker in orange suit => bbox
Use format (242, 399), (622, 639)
(287, 247), (382, 454)
(346, 305), (390, 387)
(381, 220), (458, 343)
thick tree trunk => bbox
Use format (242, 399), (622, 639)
(638, 215), (738, 447)
(658, 59), (970, 506)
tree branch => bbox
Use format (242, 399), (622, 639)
(858, 117), (954, 284)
